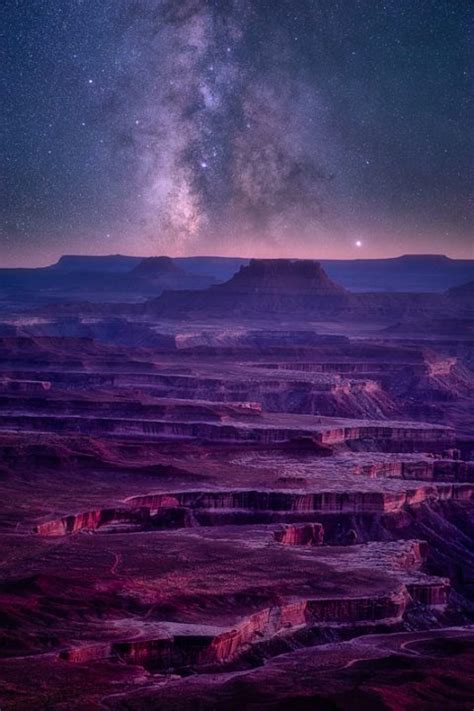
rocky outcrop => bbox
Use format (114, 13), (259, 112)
(407, 578), (450, 606)
(274, 523), (324, 545)
(34, 507), (150, 535)
(306, 588), (409, 625)
(59, 643), (112, 663)
(61, 588), (410, 670)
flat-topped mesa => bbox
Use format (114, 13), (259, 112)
(148, 259), (351, 317)
(217, 259), (348, 296)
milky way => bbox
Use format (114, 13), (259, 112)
(110, 0), (342, 254)
(2, 0), (473, 264)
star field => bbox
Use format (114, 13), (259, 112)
(1, 0), (473, 265)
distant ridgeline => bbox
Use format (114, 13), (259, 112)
(47, 253), (474, 292)
(140, 259), (474, 321)
(0, 254), (473, 316)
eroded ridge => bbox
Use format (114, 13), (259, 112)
(33, 481), (473, 537)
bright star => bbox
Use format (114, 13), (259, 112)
(355, 240), (362, 248)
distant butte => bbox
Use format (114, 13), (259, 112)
(215, 259), (348, 295)
(147, 259), (352, 317)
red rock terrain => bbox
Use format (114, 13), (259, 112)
(0, 259), (473, 709)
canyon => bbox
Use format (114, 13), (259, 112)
(0, 257), (473, 709)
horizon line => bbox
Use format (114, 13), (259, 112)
(2, 251), (474, 270)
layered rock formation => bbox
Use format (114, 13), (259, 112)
(1, 261), (474, 709)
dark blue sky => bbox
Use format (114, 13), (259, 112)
(1, 0), (473, 265)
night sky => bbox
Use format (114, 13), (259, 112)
(2, 0), (473, 266)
